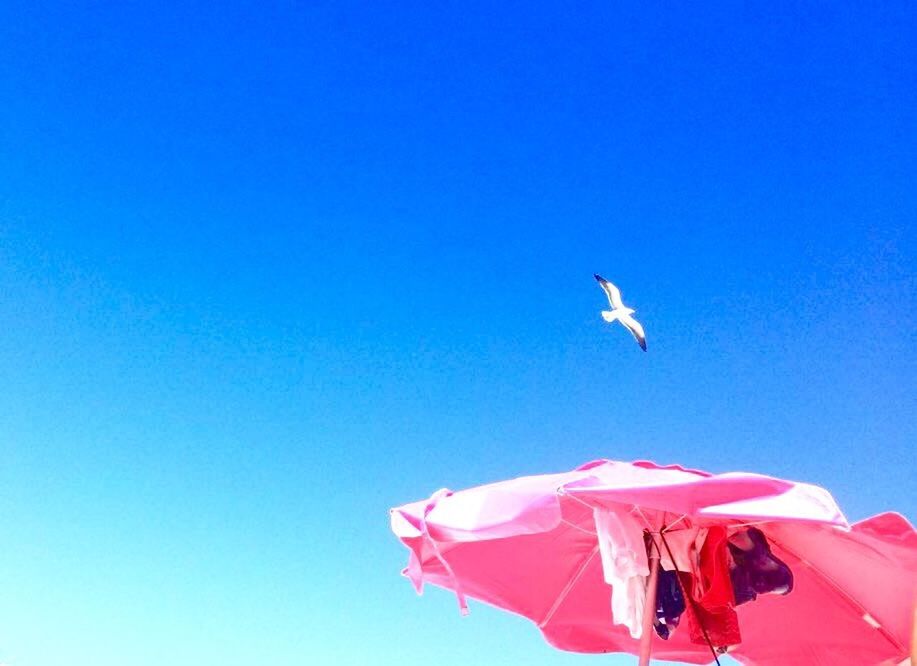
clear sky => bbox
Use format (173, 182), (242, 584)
(0, 3), (914, 665)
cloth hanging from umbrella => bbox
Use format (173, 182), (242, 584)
(390, 459), (916, 665)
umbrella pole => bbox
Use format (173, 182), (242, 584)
(638, 542), (660, 666)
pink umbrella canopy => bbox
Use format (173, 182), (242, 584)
(390, 460), (917, 666)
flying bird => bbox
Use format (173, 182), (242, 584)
(594, 274), (647, 351)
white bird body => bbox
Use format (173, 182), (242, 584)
(594, 274), (647, 351)
(600, 307), (635, 322)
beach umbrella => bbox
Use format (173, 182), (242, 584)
(390, 459), (916, 665)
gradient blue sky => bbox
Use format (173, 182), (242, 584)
(1, 3), (915, 665)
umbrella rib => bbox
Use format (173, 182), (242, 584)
(558, 487), (594, 510)
(560, 518), (597, 535)
(661, 513), (689, 532)
(767, 536), (906, 655)
(538, 544), (600, 628)
(419, 489), (469, 615)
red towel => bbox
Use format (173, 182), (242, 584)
(679, 527), (741, 647)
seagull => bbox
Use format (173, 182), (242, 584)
(594, 274), (647, 351)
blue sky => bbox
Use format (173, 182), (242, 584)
(0, 3), (914, 665)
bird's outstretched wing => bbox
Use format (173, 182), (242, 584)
(620, 314), (647, 351)
(594, 274), (624, 309)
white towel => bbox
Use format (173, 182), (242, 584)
(593, 507), (649, 639)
